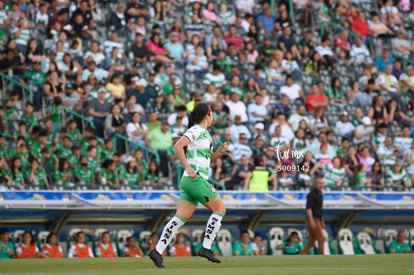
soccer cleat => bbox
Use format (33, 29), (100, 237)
(148, 250), (165, 268)
(198, 247), (221, 263)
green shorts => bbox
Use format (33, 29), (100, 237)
(179, 175), (218, 206)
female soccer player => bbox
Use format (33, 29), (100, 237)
(149, 102), (228, 268)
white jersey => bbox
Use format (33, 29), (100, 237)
(183, 125), (213, 179)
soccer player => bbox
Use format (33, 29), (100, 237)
(300, 178), (325, 255)
(149, 102), (228, 268)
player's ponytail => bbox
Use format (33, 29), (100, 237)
(188, 102), (210, 129)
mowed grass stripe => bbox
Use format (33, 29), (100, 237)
(1, 255), (413, 275)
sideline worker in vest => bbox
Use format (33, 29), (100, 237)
(95, 231), (118, 257)
(300, 178), (325, 255)
(68, 231), (94, 258)
(246, 156), (278, 191)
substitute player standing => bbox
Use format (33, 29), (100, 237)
(149, 102), (228, 268)
(300, 178), (325, 255)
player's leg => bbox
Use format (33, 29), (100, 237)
(314, 219), (325, 255)
(197, 180), (225, 263)
(149, 177), (199, 268)
(300, 220), (315, 255)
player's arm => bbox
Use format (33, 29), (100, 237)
(174, 135), (194, 176)
(211, 142), (229, 163)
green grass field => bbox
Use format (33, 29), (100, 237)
(2, 255), (414, 275)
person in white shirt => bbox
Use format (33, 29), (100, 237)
(335, 111), (355, 138)
(68, 231), (95, 258)
(350, 36), (372, 65)
(270, 125), (290, 147)
(288, 105), (309, 131)
(236, 0), (255, 15)
(353, 116), (374, 144)
(280, 75), (304, 102)
(394, 126), (413, 153)
(103, 32), (124, 58)
(376, 64), (400, 94)
(229, 115), (252, 142)
(247, 94), (269, 123)
(230, 133), (253, 162)
(84, 41), (106, 66)
(225, 92), (248, 123)
(126, 112), (149, 146)
(269, 113), (295, 141)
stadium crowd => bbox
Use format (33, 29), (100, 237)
(0, 0), (414, 191)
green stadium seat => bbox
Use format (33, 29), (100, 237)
(383, 229), (397, 253)
(356, 232), (381, 254)
(267, 227), (285, 256)
(337, 228), (355, 255)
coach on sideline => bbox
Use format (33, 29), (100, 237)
(300, 178), (325, 255)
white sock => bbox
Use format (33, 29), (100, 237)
(202, 212), (224, 250)
(155, 215), (186, 255)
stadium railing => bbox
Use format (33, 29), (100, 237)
(319, 21), (359, 38)
(0, 72), (33, 105)
(390, 50), (414, 69)
(112, 133), (161, 165)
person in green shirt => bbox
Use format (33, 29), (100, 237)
(49, 97), (65, 130)
(0, 229), (15, 259)
(113, 153), (127, 185)
(99, 159), (119, 188)
(100, 139), (115, 161)
(27, 159), (49, 189)
(216, 50), (232, 75)
(0, 156), (11, 186)
(9, 157), (25, 188)
(54, 158), (74, 188)
(162, 75), (184, 96)
(146, 122), (173, 151)
(145, 160), (166, 188)
(31, 131), (52, 160)
(276, 231), (303, 255)
(56, 136), (73, 159)
(211, 102), (229, 134)
(81, 137), (102, 162)
(67, 145), (81, 168)
(15, 144), (30, 171)
(354, 164), (371, 188)
(44, 119), (57, 145)
(66, 120), (81, 143)
(125, 160), (142, 186)
(21, 103), (37, 132)
(134, 149), (149, 176)
(327, 78), (347, 107)
(146, 111), (161, 132)
(233, 231), (254, 256)
(223, 75), (245, 98)
(21, 60), (47, 87)
(389, 231), (412, 254)
(0, 135), (9, 160)
(40, 148), (58, 175)
(74, 155), (96, 188)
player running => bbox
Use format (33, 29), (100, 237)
(149, 102), (228, 268)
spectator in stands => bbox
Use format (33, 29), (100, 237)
(304, 84), (328, 113)
(41, 233), (63, 258)
(10, 156), (25, 188)
(186, 46), (208, 73)
(256, 7), (274, 34)
(68, 231), (94, 258)
(231, 155), (252, 190)
(377, 137), (398, 167)
(107, 3), (126, 30)
(368, 95), (388, 125)
(28, 158), (49, 189)
(399, 65), (414, 95)
(16, 231), (47, 258)
(233, 231), (254, 256)
(387, 161), (409, 190)
(169, 233), (191, 257)
(280, 75), (304, 104)
(104, 104), (126, 139)
(123, 236), (144, 257)
(99, 159), (119, 188)
(392, 30), (413, 59)
(309, 107), (329, 136)
(368, 161), (385, 190)
(88, 90), (110, 138)
(145, 160), (167, 188)
(350, 36), (372, 66)
(54, 158), (73, 188)
(75, 155), (96, 188)
(394, 126), (413, 153)
(357, 146), (375, 172)
(353, 117), (374, 145)
(246, 156), (277, 191)
(211, 158), (232, 190)
(389, 230), (412, 253)
(321, 156), (346, 188)
(315, 36), (334, 71)
(95, 231), (118, 258)
(353, 163), (371, 188)
(231, 133), (253, 163)
(0, 228), (15, 259)
(335, 111), (355, 139)
(381, 0), (403, 25)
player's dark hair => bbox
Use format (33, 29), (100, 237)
(46, 232), (57, 244)
(188, 102), (210, 129)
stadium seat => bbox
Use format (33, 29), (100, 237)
(337, 228), (355, 255)
(139, 230), (152, 250)
(37, 231), (50, 246)
(217, 229), (233, 256)
(191, 229), (204, 245)
(268, 227), (285, 256)
(11, 230), (25, 245)
(383, 229), (398, 253)
(356, 232), (379, 255)
(409, 228), (414, 247)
